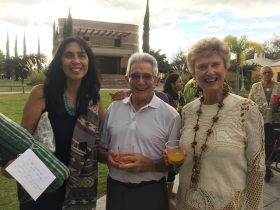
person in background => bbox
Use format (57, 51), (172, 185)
(248, 66), (280, 178)
(164, 37), (265, 209)
(162, 73), (184, 209)
(163, 73), (184, 109)
(98, 53), (181, 210)
(1, 37), (105, 210)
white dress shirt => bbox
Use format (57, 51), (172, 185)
(99, 93), (181, 184)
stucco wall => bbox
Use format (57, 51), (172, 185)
(272, 66), (280, 82)
(53, 18), (139, 69)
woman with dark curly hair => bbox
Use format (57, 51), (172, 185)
(1, 37), (105, 210)
(163, 73), (184, 109)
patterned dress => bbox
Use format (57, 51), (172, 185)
(175, 94), (265, 210)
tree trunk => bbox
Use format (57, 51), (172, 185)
(21, 71), (24, 84)
(240, 66), (246, 91)
(235, 59), (240, 95)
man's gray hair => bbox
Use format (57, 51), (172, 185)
(126, 53), (158, 77)
(261, 66), (273, 73)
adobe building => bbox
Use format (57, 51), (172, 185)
(53, 18), (139, 75)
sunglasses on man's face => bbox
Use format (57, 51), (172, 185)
(129, 73), (154, 81)
(261, 71), (272, 75)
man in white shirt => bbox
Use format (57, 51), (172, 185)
(98, 53), (181, 210)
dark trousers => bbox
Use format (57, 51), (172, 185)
(106, 176), (169, 210)
(264, 123), (280, 162)
(166, 171), (176, 183)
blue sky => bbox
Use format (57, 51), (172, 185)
(173, 9), (280, 39)
(0, 0), (279, 59)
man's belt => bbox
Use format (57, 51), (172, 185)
(116, 179), (156, 189)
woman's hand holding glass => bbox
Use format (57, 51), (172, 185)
(163, 140), (187, 165)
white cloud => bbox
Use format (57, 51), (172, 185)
(203, 18), (226, 32)
(0, 0), (280, 59)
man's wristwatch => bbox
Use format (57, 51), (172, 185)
(153, 160), (158, 172)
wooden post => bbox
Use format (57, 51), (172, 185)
(10, 87), (13, 92)
(23, 86), (25, 93)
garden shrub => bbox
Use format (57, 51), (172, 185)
(28, 71), (46, 85)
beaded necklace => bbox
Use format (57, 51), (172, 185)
(63, 93), (78, 116)
(191, 89), (228, 188)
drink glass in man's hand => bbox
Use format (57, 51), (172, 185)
(118, 145), (134, 164)
(165, 140), (184, 162)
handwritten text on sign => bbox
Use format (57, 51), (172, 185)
(6, 149), (56, 200)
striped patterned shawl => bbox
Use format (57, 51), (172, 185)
(62, 102), (99, 210)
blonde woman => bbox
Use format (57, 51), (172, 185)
(164, 37), (265, 209)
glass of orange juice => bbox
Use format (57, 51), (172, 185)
(165, 140), (184, 162)
(118, 145), (134, 164)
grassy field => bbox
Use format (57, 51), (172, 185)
(0, 90), (116, 210)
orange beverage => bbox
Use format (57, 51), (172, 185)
(119, 154), (133, 164)
(167, 148), (184, 162)
(113, 155), (133, 164)
(113, 155), (121, 163)
(165, 140), (185, 162)
(118, 145), (134, 164)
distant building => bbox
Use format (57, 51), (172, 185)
(53, 18), (139, 75)
(245, 52), (280, 82)
(225, 52), (280, 85)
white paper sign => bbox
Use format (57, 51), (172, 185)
(6, 149), (56, 200)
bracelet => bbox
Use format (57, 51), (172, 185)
(153, 160), (158, 172)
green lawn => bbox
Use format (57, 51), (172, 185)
(0, 90), (116, 209)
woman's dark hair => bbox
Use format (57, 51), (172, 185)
(163, 73), (180, 100)
(44, 37), (102, 118)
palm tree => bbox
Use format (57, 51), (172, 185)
(224, 35), (263, 94)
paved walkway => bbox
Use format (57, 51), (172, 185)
(96, 167), (280, 209)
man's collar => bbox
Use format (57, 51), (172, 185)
(123, 92), (161, 109)
(123, 96), (130, 104)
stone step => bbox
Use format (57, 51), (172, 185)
(101, 74), (126, 88)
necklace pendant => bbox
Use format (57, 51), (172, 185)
(212, 116), (219, 122)
(201, 144), (207, 151)
(196, 109), (202, 116)
(266, 88), (270, 91)
(222, 89), (228, 96)
(206, 129), (213, 136)
(218, 102), (224, 108)
(191, 141), (197, 148)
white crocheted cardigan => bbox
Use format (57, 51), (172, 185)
(175, 93), (265, 210)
